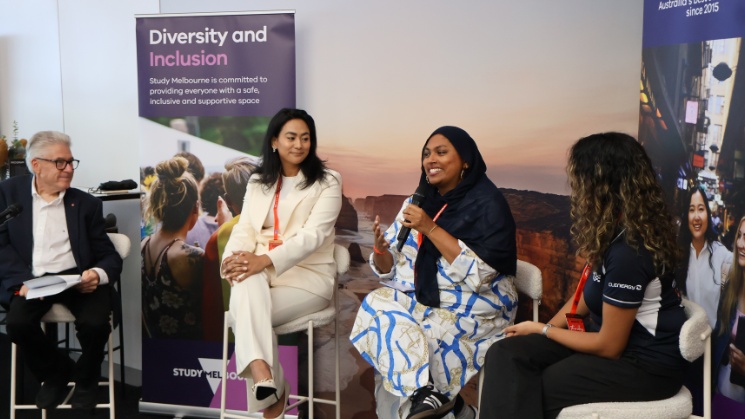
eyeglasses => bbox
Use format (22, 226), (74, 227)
(36, 157), (80, 170)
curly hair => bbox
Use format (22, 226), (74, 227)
(146, 156), (199, 231)
(718, 216), (744, 335)
(567, 132), (678, 274)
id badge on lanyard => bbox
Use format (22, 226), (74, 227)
(270, 178), (283, 250)
(565, 263), (591, 332)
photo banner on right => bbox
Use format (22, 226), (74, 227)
(640, 0), (745, 415)
(640, 0), (744, 226)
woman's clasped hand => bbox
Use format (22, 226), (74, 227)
(221, 251), (271, 284)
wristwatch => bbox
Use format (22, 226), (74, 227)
(541, 323), (554, 337)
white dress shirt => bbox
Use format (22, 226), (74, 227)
(686, 241), (732, 329)
(30, 180), (109, 284)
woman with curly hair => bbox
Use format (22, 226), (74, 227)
(141, 156), (204, 340)
(479, 132), (688, 418)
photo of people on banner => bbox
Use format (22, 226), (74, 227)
(135, 12), (304, 411)
(640, 2), (745, 413)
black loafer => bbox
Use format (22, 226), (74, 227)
(35, 361), (74, 409)
(70, 382), (98, 410)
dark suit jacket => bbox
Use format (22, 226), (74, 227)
(0, 175), (122, 307)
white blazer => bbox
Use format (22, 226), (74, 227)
(222, 169), (342, 300)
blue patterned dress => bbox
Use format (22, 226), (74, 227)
(351, 198), (517, 406)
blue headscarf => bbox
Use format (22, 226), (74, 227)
(414, 126), (517, 307)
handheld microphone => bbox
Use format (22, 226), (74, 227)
(0, 203), (22, 222)
(396, 185), (427, 252)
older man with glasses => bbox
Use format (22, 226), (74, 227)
(0, 130), (122, 410)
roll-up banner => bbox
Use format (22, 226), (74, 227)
(640, 1), (745, 413)
(135, 11), (297, 416)
(639, 0), (744, 228)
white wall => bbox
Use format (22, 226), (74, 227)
(0, 1), (65, 137)
(55, 0), (159, 189)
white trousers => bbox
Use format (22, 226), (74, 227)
(229, 271), (329, 412)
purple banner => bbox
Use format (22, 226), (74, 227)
(136, 13), (295, 117)
(136, 11), (297, 414)
(142, 339), (298, 413)
(643, 0), (745, 47)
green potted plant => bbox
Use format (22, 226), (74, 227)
(8, 121), (29, 177)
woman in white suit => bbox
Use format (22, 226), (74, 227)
(221, 108), (342, 419)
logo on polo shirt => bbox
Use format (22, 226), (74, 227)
(607, 282), (642, 291)
(592, 272), (601, 282)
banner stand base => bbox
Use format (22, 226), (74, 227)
(138, 400), (299, 419)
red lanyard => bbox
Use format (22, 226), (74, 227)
(570, 262), (592, 314)
(273, 177), (283, 241)
(417, 203), (448, 248)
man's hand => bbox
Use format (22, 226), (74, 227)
(18, 284), (29, 298)
(76, 269), (100, 293)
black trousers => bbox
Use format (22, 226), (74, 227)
(6, 285), (112, 386)
(479, 334), (684, 419)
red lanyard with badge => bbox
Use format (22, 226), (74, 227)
(566, 262), (592, 332)
(269, 177), (283, 250)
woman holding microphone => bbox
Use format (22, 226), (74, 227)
(351, 126), (517, 419)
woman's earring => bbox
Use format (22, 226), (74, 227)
(461, 164), (468, 179)
(426, 176), (430, 184)
(272, 146), (277, 153)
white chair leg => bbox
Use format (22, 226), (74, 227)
(42, 323), (47, 419)
(703, 331), (712, 419)
(308, 320), (315, 419)
(10, 342), (17, 419)
(108, 331), (116, 419)
(478, 369), (484, 419)
(335, 294), (341, 419)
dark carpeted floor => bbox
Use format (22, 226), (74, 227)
(1, 332), (162, 419)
